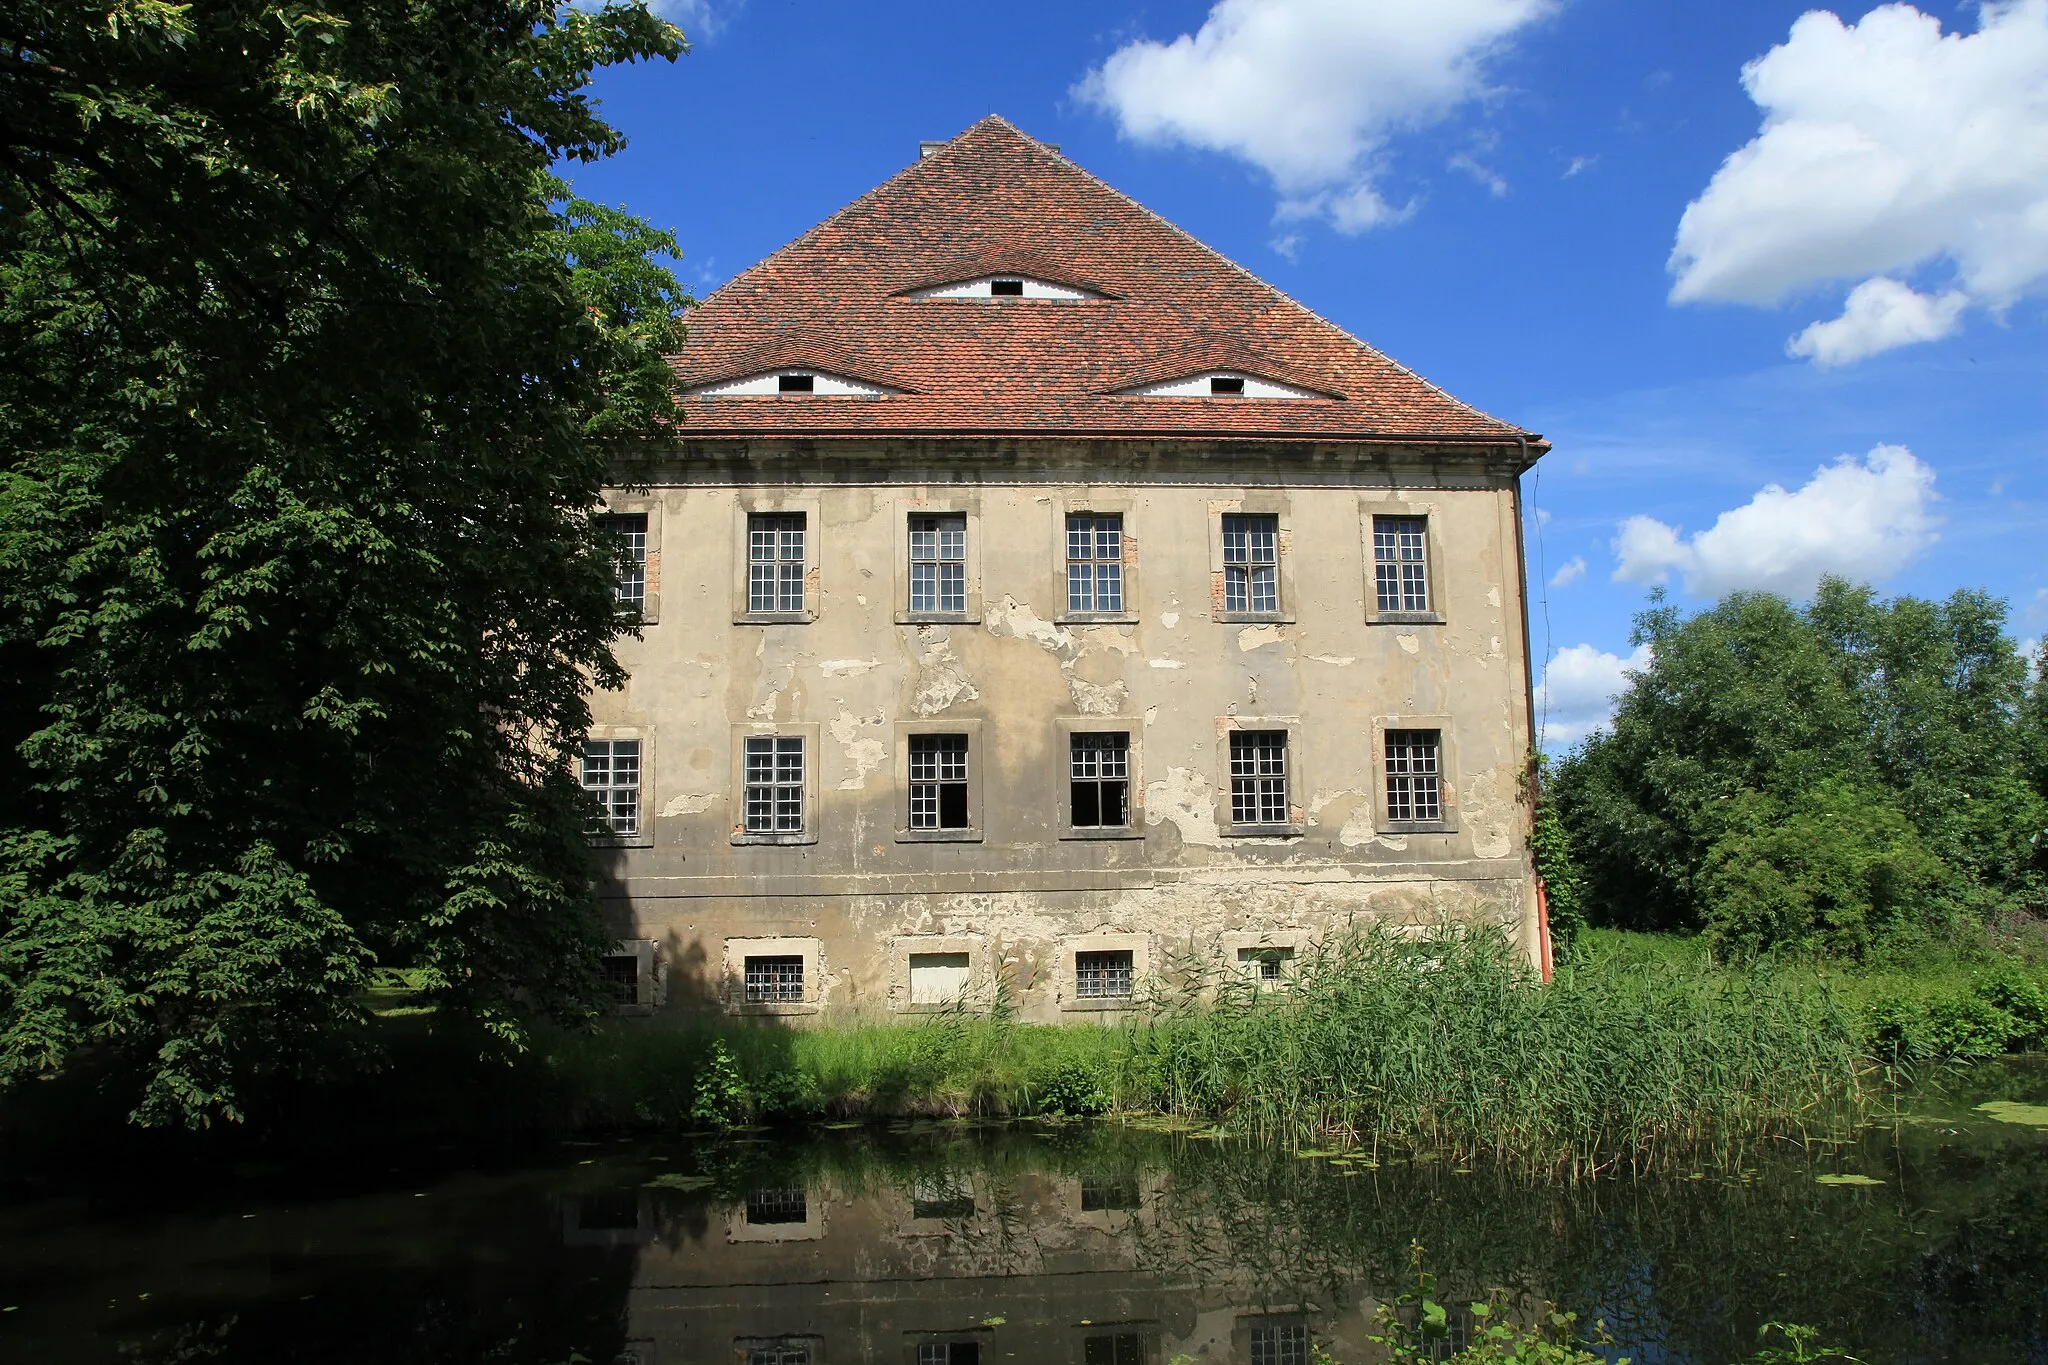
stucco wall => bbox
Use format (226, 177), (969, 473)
(592, 440), (1538, 1021)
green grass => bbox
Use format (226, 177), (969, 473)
(34, 923), (2031, 1173)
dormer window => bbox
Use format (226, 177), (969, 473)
(905, 275), (1104, 301)
(686, 369), (898, 398)
(1116, 370), (1328, 400)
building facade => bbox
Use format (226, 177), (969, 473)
(588, 118), (1550, 1021)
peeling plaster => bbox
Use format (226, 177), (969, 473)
(985, 595), (1073, 653)
(1160, 610), (1181, 629)
(820, 658), (881, 677)
(1068, 677), (1129, 716)
(830, 707), (888, 789)
(1396, 634), (1420, 655)
(1148, 658), (1187, 669)
(1308, 653), (1357, 666)
(912, 634), (979, 716)
(1237, 624), (1284, 652)
(1463, 769), (1514, 859)
(1145, 766), (1222, 846)
(662, 792), (720, 816)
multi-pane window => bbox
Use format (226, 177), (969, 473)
(909, 513), (967, 614)
(1069, 732), (1130, 829)
(1222, 513), (1279, 613)
(744, 954), (805, 1003)
(1066, 513), (1124, 613)
(1228, 730), (1289, 826)
(1374, 516), (1431, 613)
(1078, 1173), (1141, 1211)
(1251, 1324), (1309, 1365)
(597, 514), (647, 613)
(581, 739), (641, 836)
(747, 1350), (809, 1365)
(743, 736), (805, 833)
(908, 733), (970, 830)
(918, 1345), (982, 1365)
(1083, 1334), (1146, 1365)
(1076, 949), (1134, 1000)
(746, 1187), (808, 1224)
(1385, 729), (1443, 823)
(748, 513), (806, 613)
(601, 953), (640, 1005)
(1240, 947), (1292, 983)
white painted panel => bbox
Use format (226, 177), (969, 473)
(688, 370), (896, 397)
(1119, 370), (1325, 399)
(908, 951), (971, 1004)
(907, 275), (1100, 300)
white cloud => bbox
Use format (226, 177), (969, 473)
(1449, 153), (1509, 197)
(1549, 555), (1586, 589)
(1669, 1), (2048, 362)
(1612, 443), (1938, 599)
(1538, 643), (1651, 748)
(1076, 0), (1554, 232)
(1786, 276), (1968, 365)
(1563, 155), (1596, 178)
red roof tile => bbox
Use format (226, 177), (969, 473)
(671, 117), (1543, 449)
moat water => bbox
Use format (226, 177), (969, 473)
(2, 1059), (2045, 1365)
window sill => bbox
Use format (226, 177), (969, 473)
(897, 612), (981, 626)
(725, 1000), (821, 1017)
(1367, 611), (1444, 626)
(1214, 611), (1295, 625)
(895, 828), (984, 844)
(734, 611), (814, 626)
(1061, 997), (1140, 1012)
(1060, 828), (1146, 841)
(1218, 824), (1304, 839)
(1379, 821), (1458, 835)
(588, 835), (654, 850)
(731, 831), (819, 847)
(1055, 613), (1139, 626)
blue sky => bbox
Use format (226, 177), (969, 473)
(564, 0), (2048, 745)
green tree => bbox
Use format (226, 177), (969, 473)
(0, 0), (690, 1124)
(1556, 582), (2043, 955)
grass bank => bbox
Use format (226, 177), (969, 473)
(307, 925), (2040, 1174)
(11, 926), (2043, 1175)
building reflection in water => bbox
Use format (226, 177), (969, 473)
(576, 1161), (1381, 1365)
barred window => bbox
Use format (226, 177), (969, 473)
(1079, 1173), (1141, 1210)
(1066, 513), (1124, 613)
(1228, 730), (1289, 826)
(746, 1187), (808, 1224)
(601, 953), (640, 1005)
(909, 733), (969, 830)
(748, 513), (806, 613)
(743, 736), (805, 833)
(1076, 949), (1134, 1000)
(597, 514), (647, 612)
(917, 1345), (981, 1365)
(1385, 729), (1443, 823)
(747, 1350), (809, 1365)
(911, 1174), (976, 1220)
(744, 954), (805, 1003)
(581, 739), (641, 836)
(909, 513), (967, 613)
(1373, 516), (1430, 613)
(1251, 1324), (1309, 1365)
(1222, 513), (1278, 614)
(1070, 732), (1130, 829)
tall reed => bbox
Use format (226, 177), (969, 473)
(1133, 925), (1872, 1176)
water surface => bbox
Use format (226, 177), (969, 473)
(3, 1060), (2044, 1363)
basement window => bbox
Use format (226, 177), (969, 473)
(777, 373), (815, 393)
(1210, 375), (1245, 395)
(1076, 949), (1134, 1000)
(744, 954), (805, 1003)
(601, 954), (641, 1005)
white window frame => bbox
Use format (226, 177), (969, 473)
(1372, 715), (1461, 834)
(596, 491), (662, 624)
(895, 499), (982, 624)
(582, 731), (653, 847)
(894, 719), (984, 842)
(1207, 495), (1296, 624)
(1215, 717), (1305, 838)
(732, 493), (820, 625)
(729, 723), (821, 846)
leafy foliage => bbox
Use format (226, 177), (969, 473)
(1555, 582), (2048, 955)
(0, 0), (690, 1124)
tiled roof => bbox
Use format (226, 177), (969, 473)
(671, 117), (1542, 449)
